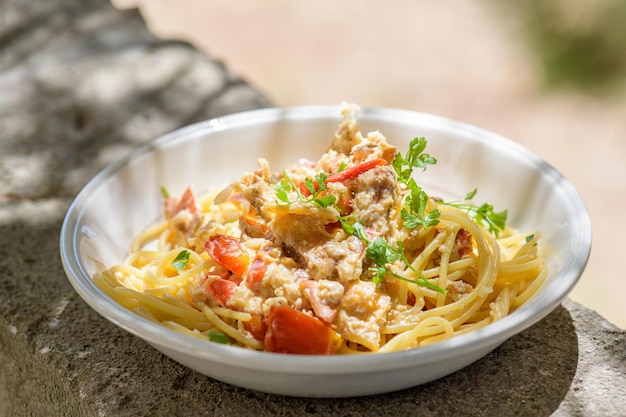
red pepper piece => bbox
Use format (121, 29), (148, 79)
(205, 235), (250, 277)
(298, 158), (388, 198)
(326, 158), (388, 184)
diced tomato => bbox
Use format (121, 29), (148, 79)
(205, 235), (250, 277)
(241, 216), (267, 233)
(264, 306), (341, 355)
(164, 186), (198, 219)
(326, 158), (388, 184)
(298, 181), (314, 197)
(240, 215), (268, 239)
(246, 256), (267, 293)
(243, 313), (267, 341)
(208, 278), (238, 307)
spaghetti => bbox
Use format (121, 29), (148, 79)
(95, 103), (546, 354)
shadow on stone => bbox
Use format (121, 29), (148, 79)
(0, 0), (270, 201)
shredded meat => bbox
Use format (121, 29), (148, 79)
(335, 281), (391, 351)
(350, 165), (402, 239)
(451, 228), (474, 260)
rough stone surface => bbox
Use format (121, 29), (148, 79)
(0, 0), (271, 201)
(1, 1), (625, 416)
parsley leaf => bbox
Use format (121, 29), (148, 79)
(392, 137), (437, 184)
(171, 250), (190, 272)
(340, 219), (446, 293)
(441, 189), (508, 237)
(304, 177), (318, 196)
(391, 139), (440, 231)
(274, 176), (296, 204)
(525, 234), (538, 247)
(464, 188), (478, 200)
(401, 179), (441, 230)
(314, 195), (337, 208)
(340, 216), (368, 241)
(208, 330), (229, 344)
(369, 266), (388, 285)
(367, 237), (402, 268)
(474, 203), (508, 236)
(272, 171), (337, 208)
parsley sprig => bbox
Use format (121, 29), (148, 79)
(392, 138), (440, 231)
(392, 137), (437, 183)
(392, 141), (506, 237)
(400, 178), (441, 230)
(391, 138), (440, 229)
(339, 218), (446, 293)
(368, 238), (446, 293)
(440, 189), (508, 237)
(273, 170), (337, 208)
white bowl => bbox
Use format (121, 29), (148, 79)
(60, 105), (592, 397)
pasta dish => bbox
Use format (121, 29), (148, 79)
(95, 103), (547, 354)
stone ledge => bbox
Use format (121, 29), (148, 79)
(1, 1), (625, 416)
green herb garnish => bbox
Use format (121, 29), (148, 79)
(392, 137), (437, 184)
(339, 218), (446, 294)
(273, 171), (337, 208)
(400, 178), (441, 230)
(171, 250), (190, 272)
(392, 138), (440, 231)
(441, 188), (508, 237)
(525, 234), (538, 246)
(208, 330), (229, 344)
(339, 214), (368, 240)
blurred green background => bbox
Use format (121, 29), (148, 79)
(510, 0), (626, 94)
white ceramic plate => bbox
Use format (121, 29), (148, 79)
(60, 106), (592, 397)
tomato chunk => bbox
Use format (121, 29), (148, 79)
(240, 215), (268, 238)
(264, 306), (341, 354)
(243, 313), (267, 342)
(208, 278), (238, 307)
(246, 256), (267, 293)
(205, 235), (250, 277)
(164, 186), (197, 219)
(298, 180), (314, 197)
